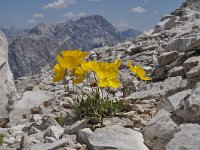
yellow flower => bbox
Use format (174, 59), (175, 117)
(70, 60), (99, 84)
(72, 66), (88, 84)
(128, 60), (152, 81)
(57, 50), (89, 69)
(53, 64), (66, 82)
(72, 60), (100, 84)
(81, 61), (98, 72)
(94, 60), (122, 88)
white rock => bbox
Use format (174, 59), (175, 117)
(78, 128), (93, 144)
(89, 125), (149, 150)
(175, 82), (200, 123)
(44, 126), (64, 140)
(0, 31), (18, 119)
(9, 91), (54, 125)
(24, 137), (75, 150)
(166, 124), (200, 150)
(143, 109), (178, 150)
(166, 89), (192, 112)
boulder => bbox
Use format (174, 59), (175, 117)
(88, 125), (149, 150)
(175, 82), (200, 123)
(165, 89), (192, 112)
(166, 36), (199, 52)
(158, 51), (178, 65)
(168, 66), (185, 77)
(185, 63), (200, 88)
(78, 128), (93, 145)
(126, 76), (183, 101)
(23, 137), (76, 150)
(166, 124), (200, 150)
(0, 31), (18, 122)
(43, 126), (64, 140)
(9, 91), (54, 125)
(65, 118), (89, 135)
(143, 109), (178, 150)
(183, 56), (200, 72)
(186, 65), (200, 79)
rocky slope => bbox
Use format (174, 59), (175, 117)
(0, 0), (200, 149)
(8, 15), (125, 79)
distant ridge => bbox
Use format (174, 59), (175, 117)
(121, 29), (141, 40)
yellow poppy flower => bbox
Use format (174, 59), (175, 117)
(61, 50), (88, 59)
(99, 77), (121, 88)
(128, 60), (152, 81)
(72, 66), (88, 84)
(94, 60), (121, 88)
(53, 64), (66, 82)
(81, 61), (98, 72)
(57, 50), (89, 69)
(71, 60), (99, 84)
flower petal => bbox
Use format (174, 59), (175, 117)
(93, 59), (121, 88)
(53, 64), (66, 82)
(108, 78), (121, 88)
(57, 55), (78, 69)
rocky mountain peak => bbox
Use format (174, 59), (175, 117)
(78, 14), (108, 22)
(27, 23), (55, 37)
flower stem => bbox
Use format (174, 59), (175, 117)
(123, 76), (135, 98)
(72, 69), (75, 95)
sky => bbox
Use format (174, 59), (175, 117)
(0, 0), (184, 31)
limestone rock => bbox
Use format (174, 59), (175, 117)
(23, 137), (76, 150)
(0, 31), (18, 121)
(126, 76), (183, 101)
(44, 126), (64, 140)
(143, 109), (178, 150)
(65, 119), (89, 135)
(166, 37), (198, 52)
(183, 56), (200, 72)
(165, 89), (192, 112)
(175, 82), (200, 123)
(168, 66), (185, 77)
(78, 128), (93, 145)
(102, 117), (133, 127)
(166, 124), (200, 150)
(158, 51), (178, 65)
(186, 65), (200, 79)
(88, 125), (149, 150)
(9, 91), (54, 125)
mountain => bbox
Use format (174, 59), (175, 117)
(1, 26), (24, 38)
(7, 15), (125, 79)
(121, 29), (141, 39)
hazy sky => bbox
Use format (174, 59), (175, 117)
(0, 0), (184, 31)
